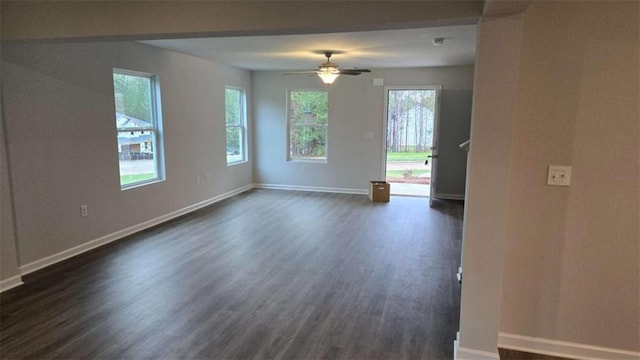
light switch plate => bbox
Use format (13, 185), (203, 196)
(547, 165), (572, 186)
(373, 78), (384, 86)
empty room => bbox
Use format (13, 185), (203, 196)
(1, 2), (639, 360)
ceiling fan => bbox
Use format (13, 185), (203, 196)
(285, 51), (371, 84)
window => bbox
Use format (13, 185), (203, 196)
(225, 87), (247, 165)
(113, 69), (164, 189)
(287, 90), (328, 161)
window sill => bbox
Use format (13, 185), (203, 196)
(227, 159), (248, 167)
(121, 178), (165, 191)
(288, 158), (327, 164)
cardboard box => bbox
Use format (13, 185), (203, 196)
(369, 181), (390, 202)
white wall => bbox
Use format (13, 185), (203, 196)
(1, 41), (252, 268)
(457, 13), (524, 358)
(459, 1), (639, 358)
(0, 110), (21, 286)
(500, 0), (639, 352)
(252, 66), (474, 193)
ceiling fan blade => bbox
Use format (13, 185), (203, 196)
(338, 69), (371, 75)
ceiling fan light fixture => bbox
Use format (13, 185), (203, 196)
(284, 51), (369, 83)
(317, 67), (339, 84)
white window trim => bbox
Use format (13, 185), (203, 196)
(225, 86), (248, 166)
(113, 68), (165, 190)
(286, 89), (328, 163)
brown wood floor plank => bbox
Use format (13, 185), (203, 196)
(1, 190), (463, 359)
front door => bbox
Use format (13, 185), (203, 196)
(383, 86), (441, 205)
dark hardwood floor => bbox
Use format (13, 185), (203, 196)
(1, 189), (464, 359)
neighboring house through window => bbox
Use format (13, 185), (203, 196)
(225, 87), (247, 165)
(287, 89), (328, 162)
(113, 69), (164, 189)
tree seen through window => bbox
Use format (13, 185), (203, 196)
(288, 90), (328, 160)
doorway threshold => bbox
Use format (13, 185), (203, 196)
(389, 182), (430, 197)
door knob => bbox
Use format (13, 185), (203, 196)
(428, 155), (438, 159)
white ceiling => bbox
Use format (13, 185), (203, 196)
(141, 25), (477, 71)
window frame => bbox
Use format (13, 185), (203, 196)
(225, 86), (248, 166)
(286, 89), (328, 163)
(113, 68), (165, 190)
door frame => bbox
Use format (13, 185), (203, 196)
(381, 85), (442, 203)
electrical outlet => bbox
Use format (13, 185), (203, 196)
(547, 165), (572, 186)
(80, 205), (88, 217)
(196, 176), (201, 185)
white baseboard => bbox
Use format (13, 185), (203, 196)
(253, 183), (368, 195)
(0, 275), (24, 293)
(499, 332), (640, 360)
(19, 184), (254, 276)
(454, 332), (500, 360)
(435, 192), (465, 200)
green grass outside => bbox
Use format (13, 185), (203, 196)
(121, 173), (156, 185)
(386, 151), (431, 162)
